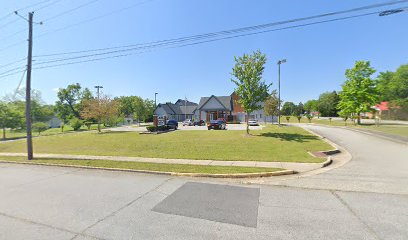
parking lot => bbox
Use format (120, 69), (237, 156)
(107, 123), (264, 132)
(179, 123), (264, 131)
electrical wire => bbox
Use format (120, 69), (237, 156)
(33, 0), (408, 58)
(32, 8), (394, 70)
(0, 58), (26, 70)
(41, 0), (102, 23)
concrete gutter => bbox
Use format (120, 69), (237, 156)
(0, 160), (295, 178)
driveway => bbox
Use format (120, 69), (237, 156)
(0, 125), (407, 239)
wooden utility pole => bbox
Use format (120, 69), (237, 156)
(25, 12), (34, 160)
(94, 86), (103, 132)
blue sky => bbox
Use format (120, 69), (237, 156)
(0, 0), (407, 105)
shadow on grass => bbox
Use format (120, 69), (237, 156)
(259, 132), (319, 142)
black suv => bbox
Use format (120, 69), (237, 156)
(166, 119), (179, 130)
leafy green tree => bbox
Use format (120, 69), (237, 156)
(293, 102), (304, 116)
(55, 83), (93, 122)
(338, 61), (379, 124)
(263, 90), (279, 122)
(231, 50), (270, 134)
(0, 102), (24, 140)
(32, 122), (50, 136)
(376, 71), (394, 101)
(117, 96), (155, 124)
(317, 91), (340, 117)
(281, 102), (296, 116)
(69, 117), (83, 131)
(304, 99), (318, 114)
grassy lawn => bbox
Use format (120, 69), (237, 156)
(1, 124), (106, 140)
(281, 116), (408, 137)
(0, 156), (282, 174)
(0, 125), (331, 163)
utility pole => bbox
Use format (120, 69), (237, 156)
(94, 86), (103, 132)
(277, 59), (286, 126)
(154, 93), (158, 108)
(25, 12), (34, 160)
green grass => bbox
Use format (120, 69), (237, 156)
(0, 125), (331, 163)
(1, 124), (106, 140)
(281, 116), (408, 138)
(0, 156), (282, 174)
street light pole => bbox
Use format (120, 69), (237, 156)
(277, 59), (287, 126)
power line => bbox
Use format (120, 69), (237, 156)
(0, 0), (51, 22)
(33, 0), (65, 12)
(36, 0), (156, 38)
(0, 58), (26, 70)
(33, 0), (408, 59)
(32, 8), (401, 70)
(41, 0), (103, 22)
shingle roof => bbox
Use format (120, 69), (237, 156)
(197, 95), (232, 111)
(156, 103), (196, 115)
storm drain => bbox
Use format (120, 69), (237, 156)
(152, 182), (260, 227)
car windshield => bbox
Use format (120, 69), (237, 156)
(210, 120), (222, 124)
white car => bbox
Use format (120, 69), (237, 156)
(248, 119), (259, 126)
(182, 119), (193, 126)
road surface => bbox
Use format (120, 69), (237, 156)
(0, 125), (407, 240)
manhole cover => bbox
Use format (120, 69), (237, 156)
(152, 182), (260, 227)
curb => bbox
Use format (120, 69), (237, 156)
(0, 160), (295, 178)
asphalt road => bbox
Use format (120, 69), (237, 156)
(0, 125), (407, 240)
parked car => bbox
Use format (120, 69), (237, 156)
(193, 120), (205, 126)
(166, 119), (179, 130)
(207, 120), (226, 130)
(248, 119), (259, 126)
(182, 119), (193, 126)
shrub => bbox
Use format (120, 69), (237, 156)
(84, 121), (93, 130)
(286, 116), (291, 122)
(146, 125), (170, 132)
(32, 122), (50, 135)
(297, 116), (302, 123)
(328, 117), (332, 123)
(146, 126), (156, 132)
(305, 114), (313, 123)
(61, 123), (65, 132)
(70, 117), (83, 131)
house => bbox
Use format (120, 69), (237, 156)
(195, 92), (273, 123)
(154, 99), (198, 121)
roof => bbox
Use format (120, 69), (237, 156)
(175, 99), (198, 107)
(155, 103), (196, 115)
(375, 102), (389, 111)
(197, 95), (232, 111)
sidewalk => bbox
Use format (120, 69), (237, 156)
(0, 152), (330, 173)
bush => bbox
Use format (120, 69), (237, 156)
(286, 116), (291, 122)
(70, 117), (83, 131)
(297, 116), (302, 123)
(84, 121), (93, 130)
(32, 122), (50, 135)
(146, 125), (170, 132)
(305, 114), (313, 123)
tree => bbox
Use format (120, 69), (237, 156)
(317, 91), (340, 117)
(32, 122), (50, 136)
(376, 71), (394, 101)
(281, 102), (296, 116)
(55, 83), (93, 122)
(231, 50), (270, 134)
(81, 95), (120, 132)
(0, 102), (24, 140)
(117, 96), (155, 124)
(263, 90), (279, 123)
(293, 102), (304, 116)
(304, 99), (318, 114)
(338, 61), (379, 124)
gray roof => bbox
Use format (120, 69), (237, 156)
(175, 99), (198, 107)
(197, 95), (232, 111)
(156, 103), (196, 115)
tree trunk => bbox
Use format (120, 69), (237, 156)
(246, 113), (249, 135)
(357, 113), (361, 125)
(2, 127), (5, 140)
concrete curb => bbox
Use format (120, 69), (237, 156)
(0, 160), (295, 178)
